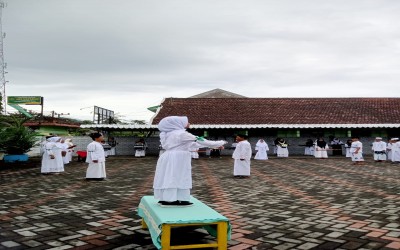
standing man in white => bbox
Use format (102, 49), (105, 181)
(86, 132), (107, 181)
(232, 134), (252, 178)
(372, 137), (387, 162)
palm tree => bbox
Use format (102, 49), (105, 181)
(0, 116), (40, 155)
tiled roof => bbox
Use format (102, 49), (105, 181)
(189, 88), (247, 98)
(81, 123), (400, 129)
(151, 97), (400, 126)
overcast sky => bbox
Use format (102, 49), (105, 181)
(3, 0), (400, 122)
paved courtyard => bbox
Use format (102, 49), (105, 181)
(0, 156), (400, 250)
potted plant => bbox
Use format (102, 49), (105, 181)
(0, 116), (39, 163)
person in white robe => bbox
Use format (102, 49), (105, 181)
(86, 133), (107, 180)
(350, 136), (364, 165)
(233, 134), (252, 177)
(273, 138), (280, 155)
(153, 116), (227, 207)
(386, 139), (394, 161)
(314, 138), (329, 159)
(41, 137), (64, 174)
(134, 139), (147, 157)
(276, 138), (289, 157)
(101, 140), (112, 158)
(64, 139), (75, 162)
(372, 137), (387, 162)
(344, 139), (352, 157)
(107, 137), (118, 156)
(254, 139), (269, 160)
(304, 139), (315, 156)
(391, 138), (400, 163)
(59, 139), (70, 165)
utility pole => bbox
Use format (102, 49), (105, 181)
(0, 1), (7, 114)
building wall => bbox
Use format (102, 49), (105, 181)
(28, 133), (386, 157)
(66, 135), (377, 156)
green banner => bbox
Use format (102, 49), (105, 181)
(8, 104), (33, 118)
(7, 96), (42, 105)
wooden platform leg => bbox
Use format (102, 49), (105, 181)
(141, 218), (148, 229)
(217, 221), (228, 250)
(161, 224), (171, 250)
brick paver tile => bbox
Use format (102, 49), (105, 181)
(229, 243), (252, 250)
(2, 157), (400, 249)
(386, 242), (400, 249)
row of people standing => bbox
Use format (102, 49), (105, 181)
(371, 137), (400, 163)
(41, 136), (76, 174)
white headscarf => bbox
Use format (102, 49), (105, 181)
(256, 139), (267, 147)
(158, 116), (189, 145)
(158, 116), (188, 132)
(48, 137), (61, 142)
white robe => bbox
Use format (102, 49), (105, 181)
(86, 141), (106, 178)
(372, 141), (387, 161)
(41, 141), (64, 173)
(276, 143), (289, 157)
(134, 142), (147, 157)
(153, 131), (225, 201)
(344, 144), (352, 157)
(304, 146), (314, 156)
(60, 142), (70, 164)
(350, 141), (364, 162)
(314, 144), (329, 158)
(232, 140), (252, 176)
(66, 142), (74, 162)
(387, 143), (393, 160)
(391, 141), (400, 162)
(254, 141), (269, 160)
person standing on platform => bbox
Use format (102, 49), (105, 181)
(254, 139), (269, 160)
(153, 116), (227, 207)
(350, 136), (364, 165)
(86, 133), (107, 181)
(233, 134), (252, 178)
(372, 137), (387, 162)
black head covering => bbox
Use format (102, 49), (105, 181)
(90, 132), (103, 140)
(236, 134), (247, 139)
(317, 139), (327, 148)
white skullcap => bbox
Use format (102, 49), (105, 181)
(391, 138), (399, 140)
(375, 137), (382, 140)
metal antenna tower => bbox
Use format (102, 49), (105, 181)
(0, 1), (7, 114)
